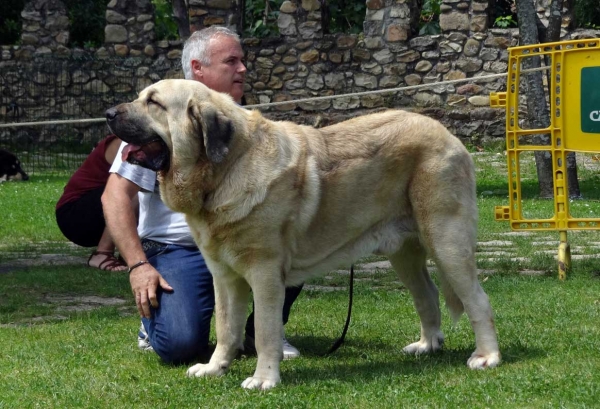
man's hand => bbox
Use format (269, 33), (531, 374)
(129, 263), (173, 318)
(103, 172), (173, 318)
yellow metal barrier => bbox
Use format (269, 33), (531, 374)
(490, 38), (600, 279)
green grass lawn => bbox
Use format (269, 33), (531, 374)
(1, 151), (600, 407)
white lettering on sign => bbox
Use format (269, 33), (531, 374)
(591, 111), (600, 121)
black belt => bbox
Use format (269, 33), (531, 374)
(141, 239), (164, 253)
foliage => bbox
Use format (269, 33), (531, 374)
(152, 0), (179, 41)
(327, 0), (366, 34)
(243, 0), (366, 37)
(243, 0), (284, 37)
(0, 0), (24, 45)
(492, 0), (518, 29)
(574, 0), (600, 28)
(0, 0), (178, 47)
(63, 0), (110, 48)
(419, 0), (442, 35)
(494, 15), (518, 28)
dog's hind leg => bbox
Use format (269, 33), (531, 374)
(187, 273), (250, 378)
(425, 216), (501, 370)
(389, 237), (444, 355)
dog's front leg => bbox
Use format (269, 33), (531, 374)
(187, 274), (249, 379)
(241, 271), (285, 390)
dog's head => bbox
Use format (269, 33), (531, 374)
(0, 149), (29, 182)
(105, 79), (237, 173)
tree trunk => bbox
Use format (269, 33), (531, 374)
(545, 0), (563, 40)
(537, 0), (582, 198)
(320, 0), (330, 34)
(548, 0), (581, 198)
(172, 0), (191, 39)
(515, 0), (554, 198)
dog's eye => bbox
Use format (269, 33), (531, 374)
(147, 99), (164, 109)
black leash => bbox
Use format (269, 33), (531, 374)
(323, 264), (354, 355)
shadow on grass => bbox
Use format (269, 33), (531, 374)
(0, 243), (88, 268)
(291, 342), (541, 386)
(0, 263), (133, 324)
(215, 335), (545, 386)
(477, 179), (542, 198)
(297, 334), (541, 360)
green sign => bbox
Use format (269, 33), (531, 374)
(581, 67), (600, 134)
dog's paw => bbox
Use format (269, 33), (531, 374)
(186, 363), (227, 378)
(402, 332), (444, 355)
(241, 375), (280, 390)
(467, 351), (501, 369)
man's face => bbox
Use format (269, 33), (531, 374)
(193, 35), (246, 103)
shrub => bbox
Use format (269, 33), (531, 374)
(0, 0), (25, 45)
(244, 0), (284, 37)
(64, 0), (110, 48)
(243, 0), (366, 38)
(574, 0), (600, 28)
(327, 0), (366, 34)
(419, 0), (442, 35)
(152, 0), (179, 40)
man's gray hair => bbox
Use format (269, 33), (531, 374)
(181, 26), (241, 80)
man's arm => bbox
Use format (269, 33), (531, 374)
(102, 173), (172, 318)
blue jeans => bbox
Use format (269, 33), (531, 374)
(141, 242), (214, 365)
(140, 241), (303, 364)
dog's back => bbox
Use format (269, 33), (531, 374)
(0, 149), (29, 182)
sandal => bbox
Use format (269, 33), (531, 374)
(88, 251), (127, 272)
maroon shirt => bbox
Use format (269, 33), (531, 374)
(56, 134), (117, 209)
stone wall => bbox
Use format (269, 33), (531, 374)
(242, 0), (599, 142)
(1, 0), (599, 146)
(14, 0), (71, 58)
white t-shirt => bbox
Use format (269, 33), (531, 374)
(109, 142), (196, 247)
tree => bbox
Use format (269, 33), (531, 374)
(541, 0), (581, 198)
(515, 0), (580, 198)
(171, 0), (190, 39)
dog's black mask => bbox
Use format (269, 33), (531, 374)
(106, 106), (170, 172)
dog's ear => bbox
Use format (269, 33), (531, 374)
(190, 103), (233, 163)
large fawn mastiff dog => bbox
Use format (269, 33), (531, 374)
(106, 79), (500, 390)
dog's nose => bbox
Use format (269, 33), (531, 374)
(105, 107), (119, 120)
